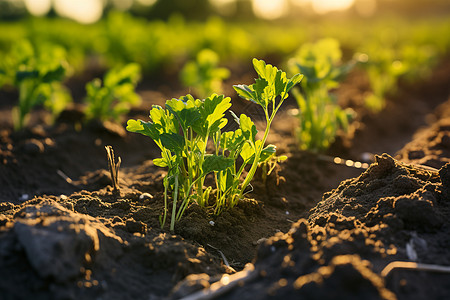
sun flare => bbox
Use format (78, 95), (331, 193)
(53, 0), (103, 24)
(252, 0), (288, 20)
(309, 0), (355, 14)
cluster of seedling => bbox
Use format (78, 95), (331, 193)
(0, 40), (141, 131)
(288, 38), (355, 152)
(127, 59), (302, 231)
(357, 41), (437, 112)
(0, 40), (71, 130)
(180, 48), (230, 98)
(0, 15), (446, 232)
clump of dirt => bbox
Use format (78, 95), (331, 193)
(0, 196), (228, 299)
(177, 154), (450, 299)
(397, 98), (450, 169)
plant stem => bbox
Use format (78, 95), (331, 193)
(170, 173), (179, 232)
(239, 113), (273, 198)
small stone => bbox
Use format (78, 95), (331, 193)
(256, 238), (267, 245)
(19, 194), (29, 202)
(139, 193), (153, 201)
(209, 221), (215, 226)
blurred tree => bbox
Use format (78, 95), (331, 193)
(145, 0), (212, 20)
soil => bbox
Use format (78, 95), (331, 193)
(0, 58), (450, 300)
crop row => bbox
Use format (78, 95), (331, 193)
(1, 13), (450, 229)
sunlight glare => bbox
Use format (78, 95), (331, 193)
(24, 0), (51, 16)
(311, 0), (355, 14)
(252, 0), (288, 20)
(136, 0), (157, 5)
(112, 0), (133, 11)
(210, 0), (237, 15)
(54, 0), (103, 24)
(355, 0), (377, 17)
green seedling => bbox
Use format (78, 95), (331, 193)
(0, 40), (71, 130)
(288, 38), (354, 152)
(85, 63), (141, 122)
(359, 41), (436, 112)
(127, 59), (302, 231)
(180, 49), (230, 98)
(358, 45), (407, 112)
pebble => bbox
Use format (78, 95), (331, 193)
(139, 193), (153, 201)
(19, 194), (29, 202)
(209, 220), (215, 226)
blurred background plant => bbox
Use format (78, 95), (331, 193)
(85, 63), (141, 122)
(180, 49), (230, 99)
(0, 0), (448, 131)
(0, 39), (71, 130)
(288, 38), (355, 152)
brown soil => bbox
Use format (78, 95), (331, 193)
(0, 59), (450, 299)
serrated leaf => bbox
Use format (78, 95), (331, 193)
(259, 144), (276, 162)
(220, 129), (245, 153)
(274, 70), (287, 96)
(253, 58), (267, 79)
(233, 84), (256, 103)
(239, 114), (257, 141)
(126, 119), (160, 140)
(241, 142), (277, 164)
(126, 119), (144, 132)
(166, 97), (201, 131)
(240, 142), (254, 164)
(149, 105), (178, 134)
(286, 73), (303, 92)
(204, 94), (231, 133)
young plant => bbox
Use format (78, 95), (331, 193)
(180, 49), (230, 98)
(288, 38), (355, 152)
(127, 59), (302, 231)
(0, 40), (71, 130)
(359, 41), (436, 112)
(85, 63), (141, 122)
(358, 44), (407, 112)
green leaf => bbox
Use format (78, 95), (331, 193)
(204, 94), (231, 127)
(104, 63), (141, 87)
(274, 70), (287, 96)
(126, 119), (144, 132)
(220, 129), (245, 153)
(153, 158), (168, 167)
(159, 133), (185, 153)
(233, 84), (256, 103)
(252, 58), (268, 79)
(202, 154), (234, 174)
(149, 105), (179, 134)
(286, 73), (304, 92)
(166, 96), (201, 131)
(239, 114), (257, 141)
(126, 119), (160, 140)
(240, 142), (254, 164)
(42, 65), (66, 83)
(241, 142), (277, 165)
(16, 70), (39, 82)
(259, 144), (276, 162)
